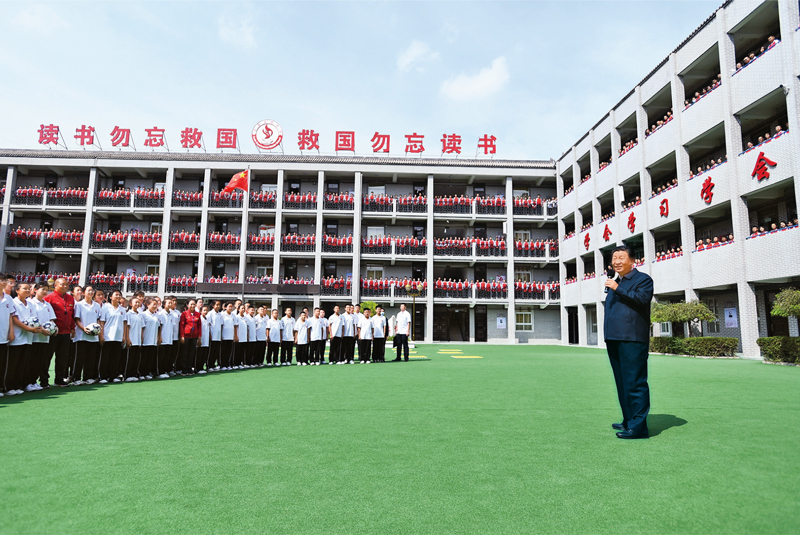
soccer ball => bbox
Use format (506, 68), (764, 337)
(41, 321), (59, 336)
(85, 323), (102, 336)
(23, 317), (40, 329)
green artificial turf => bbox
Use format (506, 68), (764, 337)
(1, 345), (799, 534)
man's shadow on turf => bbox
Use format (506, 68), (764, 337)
(648, 414), (688, 436)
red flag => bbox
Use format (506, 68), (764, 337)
(222, 169), (249, 194)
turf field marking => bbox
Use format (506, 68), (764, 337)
(451, 355), (483, 359)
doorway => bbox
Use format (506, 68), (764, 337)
(475, 305), (487, 342)
(766, 291), (789, 336)
(567, 306), (579, 344)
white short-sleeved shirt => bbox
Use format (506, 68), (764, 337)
(266, 318), (281, 342)
(309, 317), (325, 341)
(235, 314), (249, 342)
(220, 311), (237, 340)
(10, 296), (35, 346)
(100, 303), (126, 342)
(27, 297), (56, 343)
(170, 309), (180, 341)
(358, 316), (373, 340)
(372, 315), (386, 339)
(341, 313), (354, 337)
(200, 315), (210, 347)
(208, 310), (222, 341)
(396, 310), (412, 335)
(141, 310), (160, 346)
(329, 314), (342, 338)
(255, 315), (268, 341)
(74, 300), (102, 342)
(157, 310), (174, 346)
(294, 320), (309, 345)
(245, 314), (257, 342)
(281, 316), (295, 341)
(355, 312), (365, 327)
(126, 311), (143, 346)
(0, 293), (17, 345)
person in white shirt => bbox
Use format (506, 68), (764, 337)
(394, 303), (412, 362)
(196, 304), (211, 373)
(328, 305), (343, 364)
(27, 283), (57, 388)
(341, 304), (356, 364)
(372, 305), (387, 362)
(123, 296), (144, 381)
(356, 307), (373, 363)
(245, 305), (258, 366)
(280, 308), (295, 365)
(207, 301), (222, 370)
(99, 290), (126, 383)
(234, 305), (249, 368)
(140, 297), (162, 379)
(219, 302), (238, 370)
(8, 283), (42, 394)
(0, 277), (17, 396)
(73, 285), (102, 384)
(294, 311), (310, 365)
(266, 309), (281, 366)
(254, 306), (268, 367)
(308, 308), (323, 365)
(312, 308), (329, 365)
(169, 299), (181, 372)
(156, 298), (175, 378)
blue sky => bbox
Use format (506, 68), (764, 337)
(0, 1), (720, 160)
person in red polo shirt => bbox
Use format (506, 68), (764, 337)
(179, 299), (202, 375)
(43, 277), (75, 386)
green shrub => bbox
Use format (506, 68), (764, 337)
(649, 336), (686, 354)
(359, 301), (378, 316)
(757, 337), (800, 363)
(650, 336), (738, 357)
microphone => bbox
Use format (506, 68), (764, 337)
(604, 267), (616, 294)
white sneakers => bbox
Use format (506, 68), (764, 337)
(99, 379), (108, 384)
(349, 360), (355, 364)
(145, 375), (153, 380)
(73, 380), (84, 386)
(112, 378), (121, 383)
(159, 374), (170, 379)
(168, 371), (177, 377)
(198, 370), (207, 374)
(125, 377), (138, 382)
(85, 379), (96, 385)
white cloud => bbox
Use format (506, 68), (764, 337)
(397, 40), (439, 72)
(440, 57), (510, 102)
(218, 16), (256, 49)
(13, 5), (68, 32)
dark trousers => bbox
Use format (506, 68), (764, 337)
(77, 341), (100, 381)
(52, 334), (72, 384)
(254, 341), (266, 365)
(330, 337), (342, 363)
(157, 344), (174, 375)
(171, 342), (181, 371)
(220, 339), (234, 367)
(7, 344), (28, 390)
(180, 339), (198, 372)
(395, 334), (409, 360)
(196, 346), (209, 371)
(296, 343), (309, 364)
(372, 337), (386, 362)
(124, 346), (141, 378)
(280, 340), (294, 364)
(342, 336), (355, 362)
(234, 342), (247, 366)
(99, 341), (123, 380)
(28, 342), (51, 386)
(358, 339), (372, 362)
(606, 340), (650, 435)
(140, 346), (157, 377)
(38, 339), (55, 386)
(267, 341), (280, 364)
(308, 340), (322, 362)
(0, 343), (7, 391)
(208, 340), (221, 368)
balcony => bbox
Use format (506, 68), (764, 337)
(644, 118), (677, 167)
(95, 192), (132, 209)
(282, 194), (317, 211)
(11, 190), (44, 206)
(168, 237), (200, 251)
(172, 192), (203, 209)
(681, 87), (724, 143)
(690, 241), (738, 288)
(744, 226), (800, 282)
(730, 41), (783, 114)
(250, 192), (277, 210)
(166, 277), (198, 294)
(738, 131), (792, 197)
(207, 234), (241, 251)
(647, 187), (682, 228)
(651, 254), (688, 294)
(133, 192), (165, 209)
(686, 163), (730, 216)
(616, 143), (641, 183)
(210, 192), (244, 209)
(323, 195), (354, 211)
(596, 162), (616, 196)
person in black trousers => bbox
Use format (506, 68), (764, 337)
(603, 245), (654, 440)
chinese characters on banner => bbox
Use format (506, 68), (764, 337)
(35, 122), (498, 156)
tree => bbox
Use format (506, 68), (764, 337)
(651, 301), (716, 337)
(770, 287), (800, 318)
(360, 301), (378, 316)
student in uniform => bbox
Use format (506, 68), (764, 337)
(233, 304), (249, 368)
(73, 286), (102, 385)
(294, 311), (310, 365)
(0, 277), (17, 397)
(207, 301), (222, 370)
(98, 290), (126, 383)
(394, 303), (412, 362)
(27, 283), (57, 388)
(156, 298), (175, 379)
(196, 305), (210, 374)
(341, 304), (356, 364)
(244, 305), (258, 367)
(265, 309), (281, 366)
(308, 308), (323, 365)
(219, 302), (238, 370)
(8, 283), (41, 394)
(328, 305), (343, 364)
(139, 297), (161, 379)
(169, 298), (181, 373)
(356, 307), (373, 363)
(179, 299), (201, 375)
(254, 306), (268, 367)
(280, 308), (295, 366)
(123, 296), (144, 382)
(372, 306), (387, 362)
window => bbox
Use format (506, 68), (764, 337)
(326, 223), (338, 236)
(258, 225), (274, 237)
(474, 225), (487, 239)
(324, 262), (337, 278)
(474, 184), (486, 197)
(413, 225), (425, 239)
(414, 183), (425, 196)
(514, 268), (531, 282)
(367, 186), (386, 196)
(513, 189), (529, 198)
(284, 260), (298, 279)
(287, 222), (299, 235)
(326, 181), (339, 194)
(367, 226), (384, 238)
(366, 264), (383, 279)
(150, 222), (162, 233)
(516, 309), (533, 331)
(261, 184), (277, 193)
(590, 308), (597, 333)
(255, 265), (273, 278)
(154, 182), (166, 191)
(289, 182), (301, 194)
(660, 321), (672, 336)
(706, 298), (720, 333)
(514, 230), (531, 241)
(147, 264), (159, 276)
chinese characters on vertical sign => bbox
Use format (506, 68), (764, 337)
(584, 233), (590, 250)
(659, 198), (669, 217)
(602, 224), (612, 242)
(701, 177), (715, 204)
(627, 212), (636, 233)
(751, 152), (777, 182)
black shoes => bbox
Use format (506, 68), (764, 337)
(612, 423), (625, 431)
(392, 358), (401, 362)
(616, 429), (649, 439)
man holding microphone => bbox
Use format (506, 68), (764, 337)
(603, 245), (654, 439)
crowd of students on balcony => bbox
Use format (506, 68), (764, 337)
(650, 178), (678, 198)
(583, 271), (596, 280)
(734, 35), (780, 73)
(621, 195), (641, 212)
(281, 233), (316, 252)
(169, 230), (200, 249)
(397, 193), (427, 212)
(600, 210), (615, 222)
(654, 246), (683, 262)
(645, 109), (673, 137)
(694, 233), (734, 251)
(361, 235), (394, 254)
(580, 222), (593, 232)
(166, 275), (198, 292)
(172, 190), (203, 207)
(580, 173), (592, 184)
(514, 280), (559, 300)
(430, 195), (507, 214)
(88, 272), (126, 288)
(618, 138), (638, 157)
(323, 192), (355, 210)
(6, 228), (86, 249)
(563, 230), (575, 240)
(283, 191), (318, 209)
(512, 195), (557, 216)
(321, 275), (352, 295)
(210, 189), (245, 207)
(96, 188), (132, 206)
(432, 236), (507, 256)
(250, 190), (277, 209)
(131, 230), (162, 249)
(360, 277), (408, 297)
(205, 274), (317, 284)
(598, 159), (611, 173)
(247, 233), (276, 250)
(362, 193), (395, 212)
(513, 238), (558, 257)
(323, 233), (354, 253)
(12, 272), (80, 285)
(743, 124), (789, 154)
(563, 184), (574, 196)
(749, 219), (799, 238)
(91, 230), (129, 249)
(133, 187), (165, 207)
(683, 74), (722, 109)
(45, 187), (88, 205)
(690, 156), (727, 179)
(207, 231), (241, 249)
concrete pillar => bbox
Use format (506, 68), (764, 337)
(0, 166), (15, 273)
(737, 282), (760, 357)
(505, 176), (516, 343)
(425, 173), (435, 343)
(79, 167), (98, 285)
(352, 171), (363, 304)
(156, 167), (174, 295)
(314, 171), (325, 285)
(272, 170), (285, 297)
(197, 168), (211, 283)
(776, 0), (800, 233)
